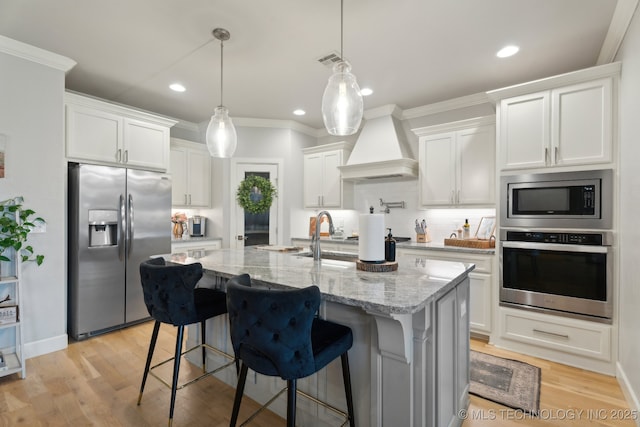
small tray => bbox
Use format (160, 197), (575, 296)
(444, 238), (495, 249)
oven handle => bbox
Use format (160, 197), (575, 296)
(502, 240), (609, 254)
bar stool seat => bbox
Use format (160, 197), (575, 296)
(226, 278), (356, 427)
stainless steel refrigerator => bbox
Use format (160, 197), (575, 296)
(68, 163), (171, 340)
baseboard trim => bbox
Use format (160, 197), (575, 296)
(24, 334), (68, 359)
(616, 362), (640, 427)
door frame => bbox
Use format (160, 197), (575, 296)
(230, 157), (284, 248)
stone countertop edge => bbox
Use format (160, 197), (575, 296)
(291, 236), (496, 255)
(171, 236), (222, 243)
(166, 247), (475, 316)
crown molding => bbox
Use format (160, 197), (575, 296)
(232, 117), (320, 137)
(597, 0), (639, 64)
(0, 35), (76, 72)
(401, 92), (490, 120)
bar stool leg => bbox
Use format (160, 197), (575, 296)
(286, 379), (297, 427)
(230, 362), (249, 427)
(168, 325), (185, 427)
(341, 352), (356, 427)
(200, 320), (207, 372)
(138, 320), (161, 405)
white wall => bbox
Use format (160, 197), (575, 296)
(0, 44), (72, 357)
(615, 4), (640, 413)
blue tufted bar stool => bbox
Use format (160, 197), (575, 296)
(226, 281), (356, 427)
(138, 257), (244, 426)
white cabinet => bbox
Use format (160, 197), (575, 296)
(398, 247), (494, 337)
(65, 92), (176, 171)
(170, 138), (211, 207)
(302, 142), (354, 209)
(495, 74), (616, 171)
(414, 118), (495, 207)
(434, 278), (470, 427)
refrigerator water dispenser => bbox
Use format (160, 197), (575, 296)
(88, 209), (118, 247)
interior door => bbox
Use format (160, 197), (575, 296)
(232, 162), (279, 249)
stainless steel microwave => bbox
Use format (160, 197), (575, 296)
(500, 169), (613, 229)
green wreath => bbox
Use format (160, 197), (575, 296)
(236, 175), (277, 214)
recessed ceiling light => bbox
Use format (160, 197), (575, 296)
(293, 109), (306, 116)
(496, 45), (519, 58)
(169, 83), (186, 92)
(360, 87), (373, 96)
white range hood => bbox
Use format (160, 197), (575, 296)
(339, 105), (418, 181)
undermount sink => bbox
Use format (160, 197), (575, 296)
(295, 250), (358, 262)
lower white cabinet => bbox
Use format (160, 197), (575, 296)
(171, 239), (221, 258)
(495, 306), (614, 374)
(434, 278), (470, 427)
(398, 247), (494, 336)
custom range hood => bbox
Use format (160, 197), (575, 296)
(339, 105), (418, 181)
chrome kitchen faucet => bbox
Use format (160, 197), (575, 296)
(311, 211), (335, 261)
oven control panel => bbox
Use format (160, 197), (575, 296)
(505, 231), (603, 245)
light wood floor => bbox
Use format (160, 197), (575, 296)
(0, 321), (635, 426)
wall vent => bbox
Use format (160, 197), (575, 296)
(317, 51), (343, 68)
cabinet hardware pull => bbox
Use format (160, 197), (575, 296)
(124, 150), (128, 163)
(184, 194), (188, 205)
(457, 190), (460, 204)
(544, 147), (549, 165)
(533, 328), (569, 339)
(554, 146), (558, 164)
(321, 195), (324, 206)
(117, 149), (122, 162)
(188, 194), (192, 205)
(451, 190), (455, 204)
(318, 195), (321, 206)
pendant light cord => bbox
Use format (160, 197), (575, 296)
(340, 0), (344, 60)
(220, 39), (224, 107)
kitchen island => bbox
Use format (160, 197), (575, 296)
(168, 248), (474, 427)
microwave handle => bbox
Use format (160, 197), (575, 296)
(502, 240), (609, 254)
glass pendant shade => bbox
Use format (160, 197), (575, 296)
(206, 106), (237, 158)
(322, 61), (363, 136)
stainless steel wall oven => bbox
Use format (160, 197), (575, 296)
(499, 229), (613, 323)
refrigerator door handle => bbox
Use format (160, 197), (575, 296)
(128, 194), (134, 258)
(119, 194), (126, 261)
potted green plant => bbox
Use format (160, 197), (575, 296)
(0, 197), (45, 266)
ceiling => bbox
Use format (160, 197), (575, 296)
(0, 0), (622, 131)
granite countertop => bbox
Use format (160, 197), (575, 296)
(167, 247), (474, 316)
(290, 236), (496, 255)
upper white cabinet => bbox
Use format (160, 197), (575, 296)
(414, 117), (495, 207)
(302, 142), (354, 209)
(488, 63), (620, 171)
(65, 92), (176, 171)
(170, 138), (211, 207)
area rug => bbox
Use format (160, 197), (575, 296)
(469, 350), (541, 415)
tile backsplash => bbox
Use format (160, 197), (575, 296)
(294, 179), (496, 243)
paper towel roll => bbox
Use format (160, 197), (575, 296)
(358, 213), (385, 262)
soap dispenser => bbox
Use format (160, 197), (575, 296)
(463, 219), (471, 239)
(385, 228), (396, 262)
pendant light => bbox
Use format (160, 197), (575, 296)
(321, 0), (363, 136)
(206, 28), (237, 158)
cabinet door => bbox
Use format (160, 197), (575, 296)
(552, 78), (612, 166)
(187, 149), (211, 207)
(320, 150), (342, 208)
(469, 272), (492, 335)
(456, 278), (470, 412)
(123, 118), (169, 171)
(457, 125), (495, 205)
(436, 287), (457, 427)
(420, 133), (456, 206)
(170, 146), (188, 206)
(66, 104), (122, 163)
(303, 154), (323, 208)
(500, 92), (550, 170)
